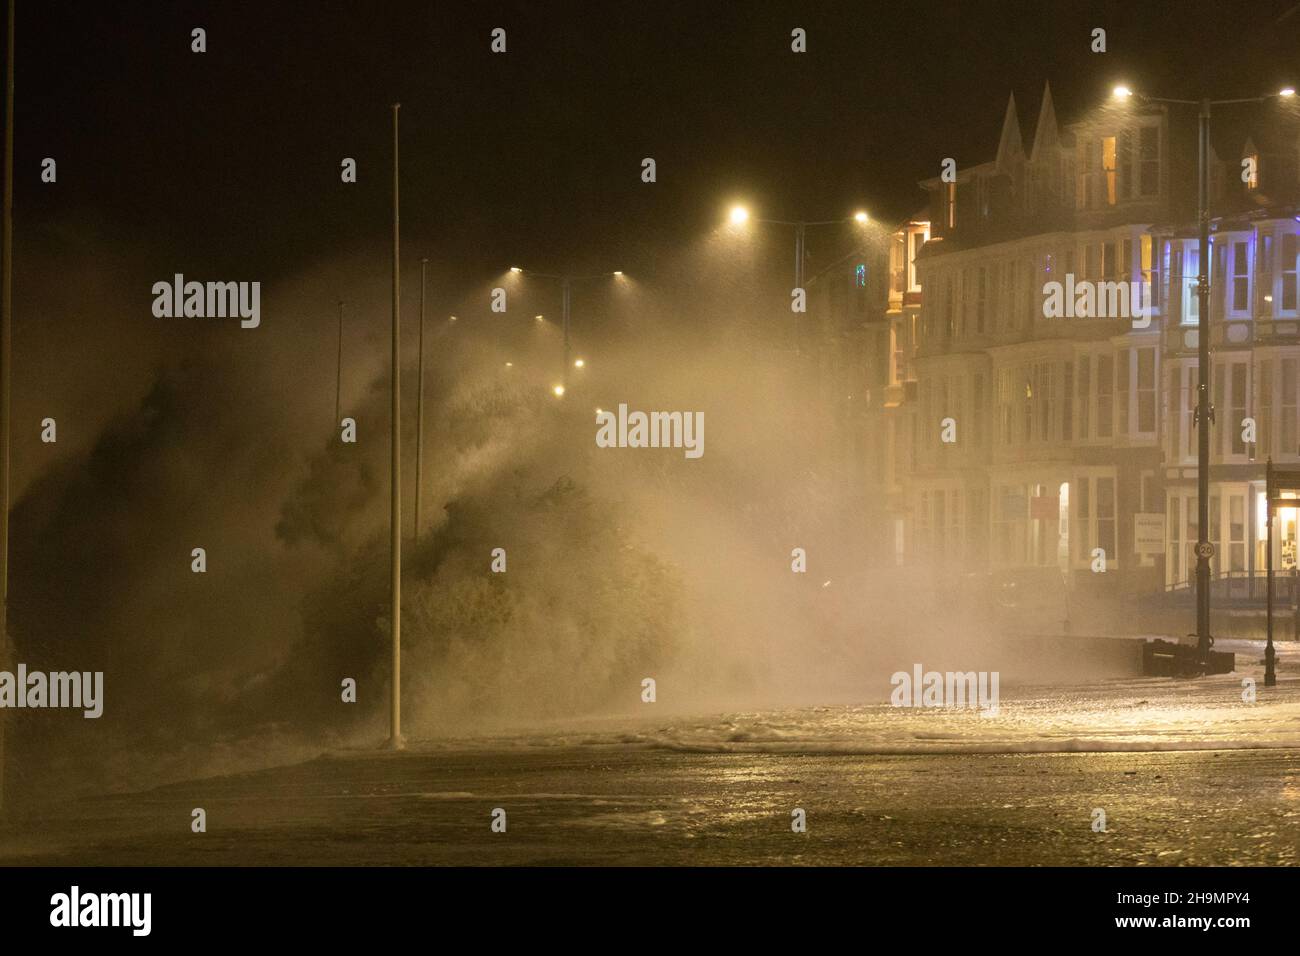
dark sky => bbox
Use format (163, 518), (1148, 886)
(12, 0), (1300, 296)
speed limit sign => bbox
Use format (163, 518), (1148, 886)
(1195, 541), (1215, 559)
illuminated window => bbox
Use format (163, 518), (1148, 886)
(1140, 235), (1161, 311)
(1231, 240), (1249, 313)
(1187, 245), (1200, 323)
(1102, 136), (1118, 205)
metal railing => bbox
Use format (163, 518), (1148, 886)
(1164, 569), (1298, 604)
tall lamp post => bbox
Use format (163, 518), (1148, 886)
(335, 300), (344, 430)
(726, 205), (870, 351)
(415, 258), (427, 543)
(388, 102), (403, 750)
(508, 267), (624, 389)
(1114, 83), (1296, 668)
(0, 0), (15, 814)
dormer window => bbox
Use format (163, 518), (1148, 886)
(1076, 123), (1161, 209)
(1121, 124), (1160, 199)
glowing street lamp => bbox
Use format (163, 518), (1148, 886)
(723, 204), (875, 340)
(573, 358), (585, 368)
(552, 384), (565, 397)
(1115, 82), (1295, 671)
(509, 267), (622, 386)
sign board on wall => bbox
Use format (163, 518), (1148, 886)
(1134, 513), (1165, 555)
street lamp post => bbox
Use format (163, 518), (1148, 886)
(0, 0), (15, 815)
(1195, 97), (1212, 664)
(727, 206), (869, 352)
(415, 258), (426, 542)
(1116, 84), (1295, 668)
(388, 102), (403, 750)
(509, 268), (623, 389)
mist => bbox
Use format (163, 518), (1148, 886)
(5, 233), (1066, 801)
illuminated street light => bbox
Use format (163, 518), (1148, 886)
(552, 384), (565, 397)
(722, 203), (876, 350)
(574, 358), (585, 368)
(505, 361), (513, 368)
(510, 267), (621, 387)
(449, 314), (457, 322)
(1281, 87), (1296, 98)
(1115, 82), (1294, 676)
(535, 314), (545, 322)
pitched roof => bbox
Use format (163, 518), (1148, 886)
(995, 92), (1024, 173)
(1029, 81), (1059, 163)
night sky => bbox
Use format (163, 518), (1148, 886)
(15, 0), (1300, 293)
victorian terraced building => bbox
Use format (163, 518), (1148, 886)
(853, 82), (1300, 617)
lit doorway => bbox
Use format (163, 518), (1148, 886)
(1057, 481), (1070, 571)
(1258, 489), (1299, 573)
